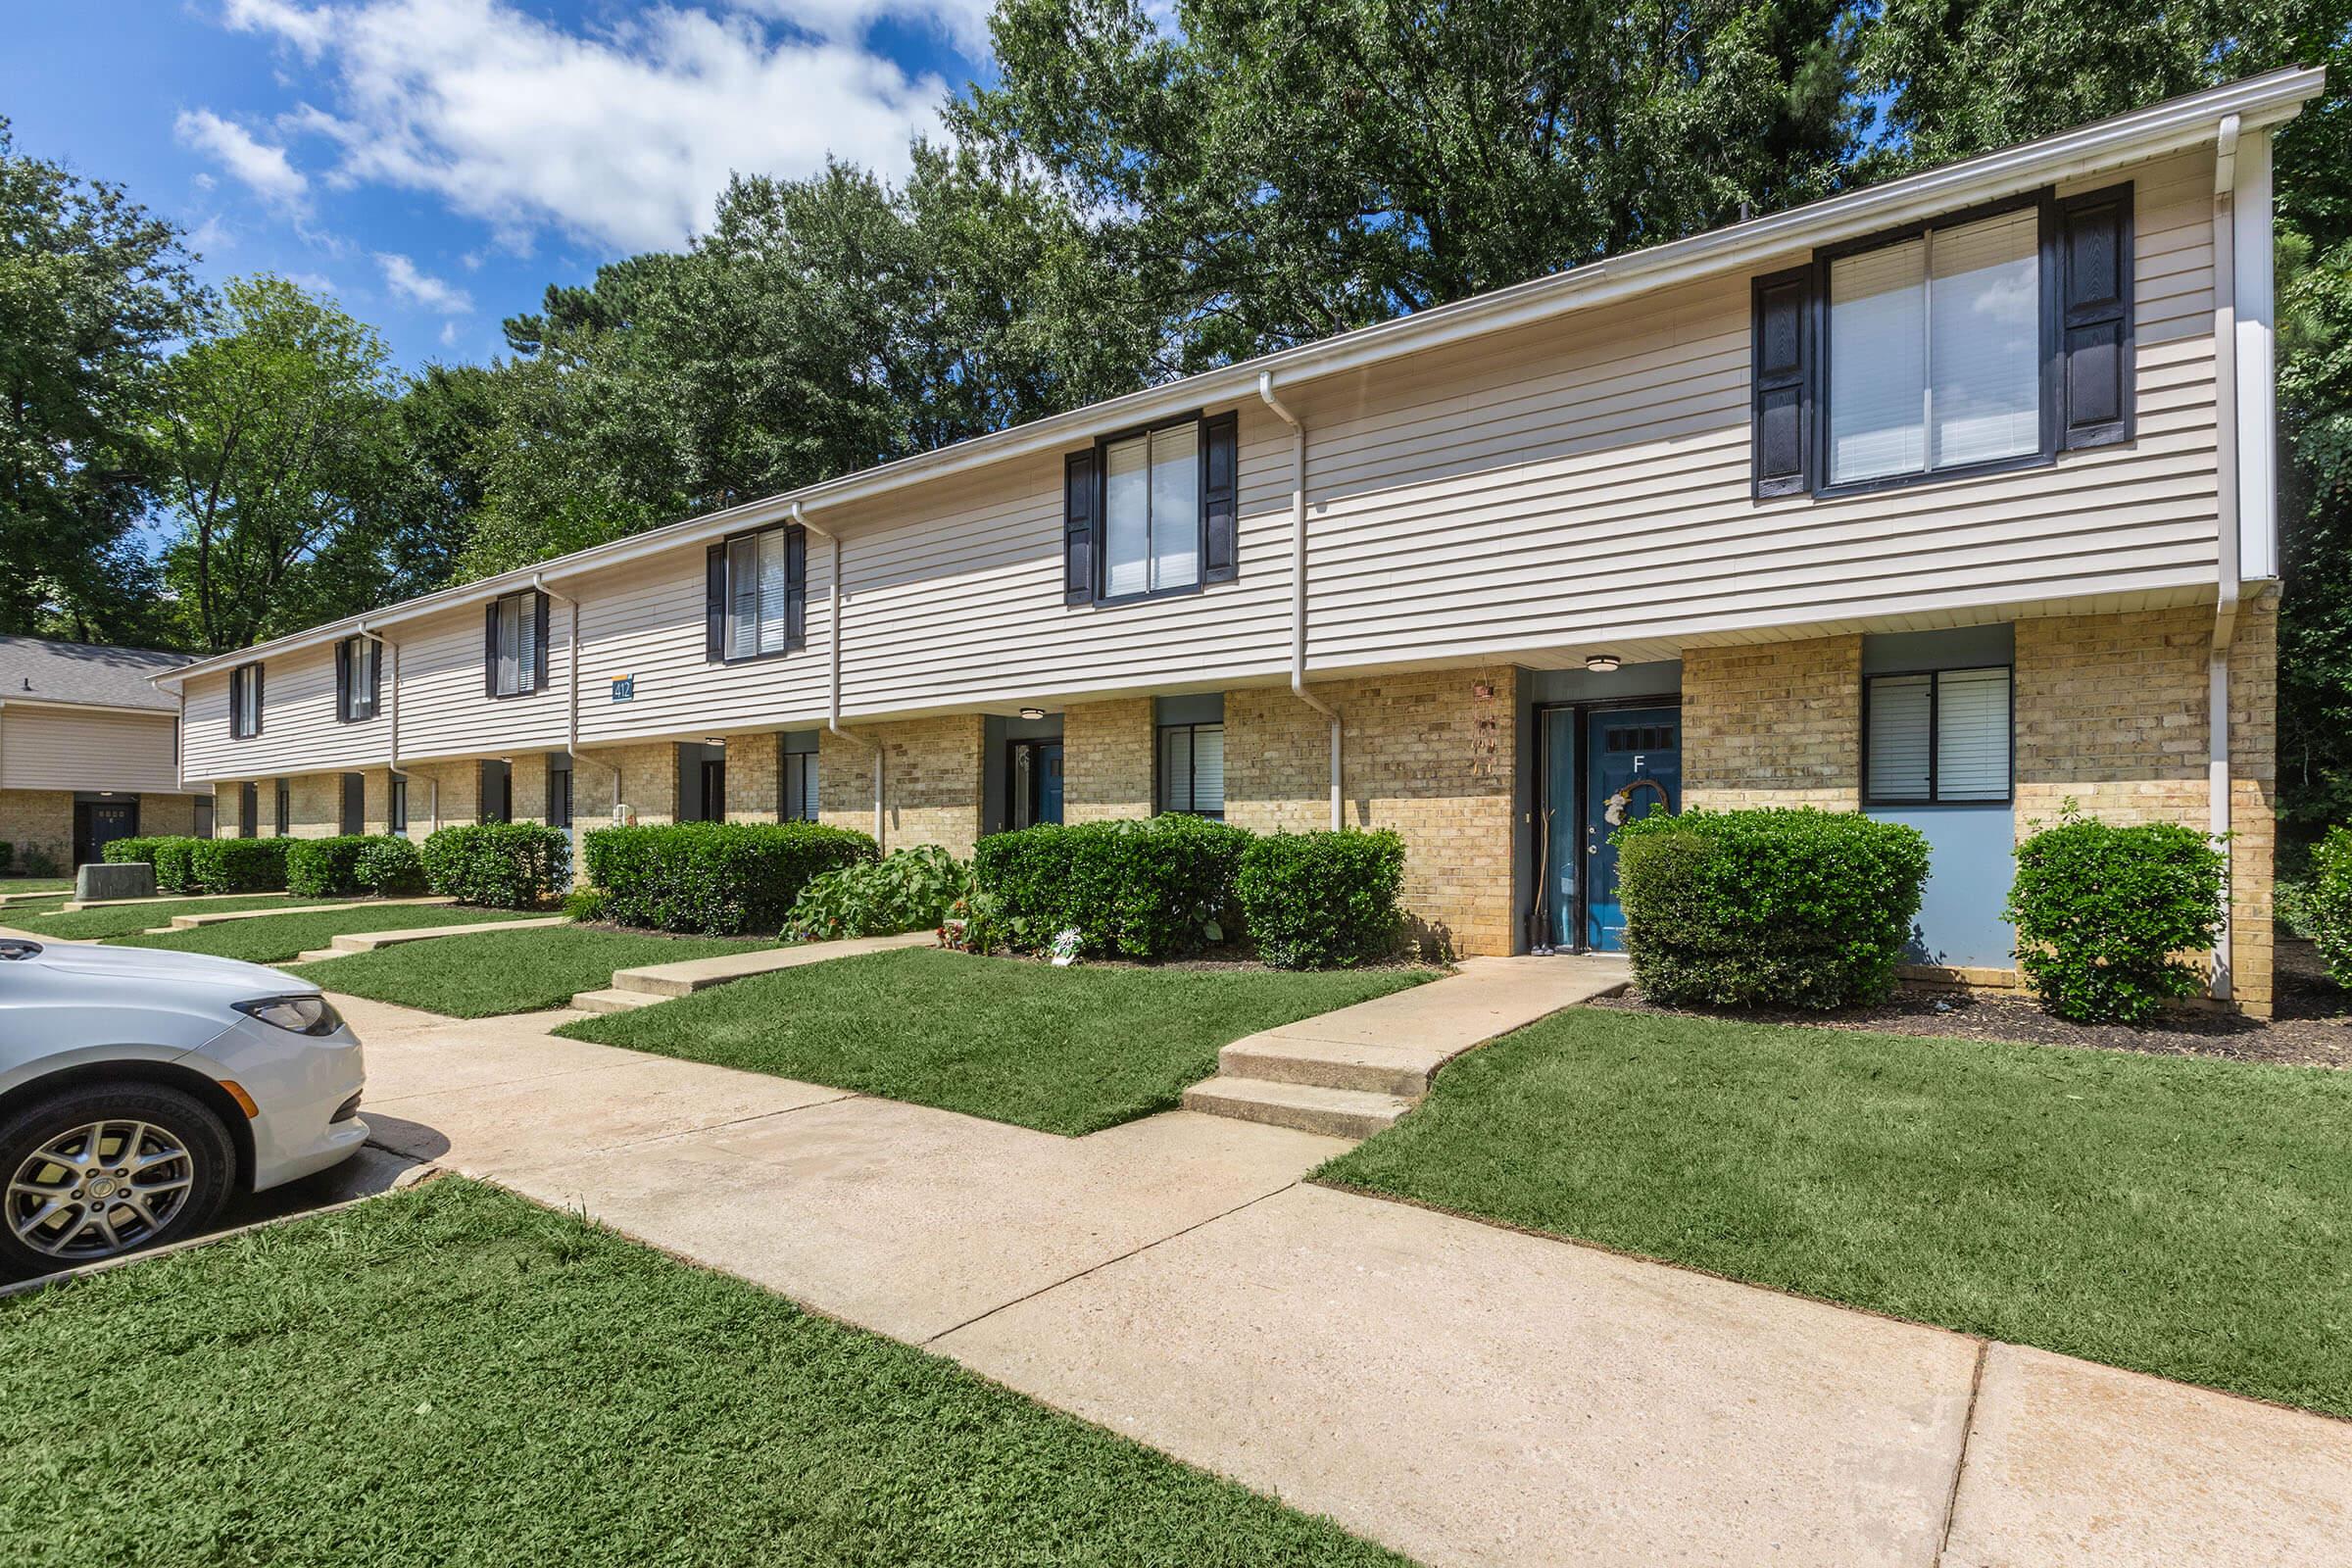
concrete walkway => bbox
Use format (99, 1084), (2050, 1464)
(570, 928), (938, 1011)
(294, 914), (569, 963)
(335, 989), (2351, 1568)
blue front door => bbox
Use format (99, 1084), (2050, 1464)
(1582, 706), (1681, 951)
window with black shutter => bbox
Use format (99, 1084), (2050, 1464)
(704, 522), (808, 663)
(229, 663), (264, 739)
(1063, 411), (1238, 605)
(336, 635), (380, 722)
(485, 591), (548, 699)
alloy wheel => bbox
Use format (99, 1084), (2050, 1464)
(6, 1119), (197, 1262)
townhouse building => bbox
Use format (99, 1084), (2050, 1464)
(0, 636), (203, 869)
(156, 71), (2319, 1015)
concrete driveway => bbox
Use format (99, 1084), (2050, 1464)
(340, 993), (2352, 1568)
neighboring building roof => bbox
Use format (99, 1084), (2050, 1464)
(155, 65), (2326, 688)
(0, 635), (191, 713)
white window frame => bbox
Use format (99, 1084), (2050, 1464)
(723, 524), (796, 663)
(1098, 416), (1203, 603)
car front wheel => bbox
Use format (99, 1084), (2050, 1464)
(0, 1083), (234, 1281)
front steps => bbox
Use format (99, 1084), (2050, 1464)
(568, 986), (664, 1014)
(565, 929), (939, 1012)
(1182, 1076), (1419, 1140)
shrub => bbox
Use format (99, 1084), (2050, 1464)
(2005, 808), (2228, 1024)
(419, 822), (570, 909)
(107, 836), (204, 892)
(353, 836), (426, 897)
(0, 841), (10, 871)
(582, 820), (877, 934)
(563, 886), (611, 923)
(187, 837), (292, 894)
(1236, 829), (1406, 968)
(2308, 826), (2352, 988)
(785, 845), (963, 941)
(102, 836), (171, 867)
(969, 815), (1252, 960)
(1614, 808), (1931, 1009)
(287, 834), (411, 898)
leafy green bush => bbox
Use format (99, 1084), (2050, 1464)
(419, 822), (569, 908)
(0, 841), (11, 872)
(969, 815), (1252, 960)
(353, 836), (426, 896)
(1614, 808), (1930, 1009)
(563, 886), (611, 923)
(582, 820), (877, 934)
(1236, 829), (1405, 968)
(104, 835), (208, 893)
(785, 845), (963, 941)
(287, 834), (410, 898)
(2307, 826), (2352, 988)
(2006, 809), (2227, 1024)
(187, 837), (292, 894)
(101, 836), (173, 868)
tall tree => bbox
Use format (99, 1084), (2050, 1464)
(0, 118), (201, 642)
(145, 275), (405, 652)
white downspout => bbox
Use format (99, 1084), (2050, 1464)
(1256, 371), (1342, 829)
(2209, 114), (2243, 1002)
(356, 620), (402, 832)
(532, 573), (607, 858)
(790, 502), (883, 844)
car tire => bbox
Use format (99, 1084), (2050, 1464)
(0, 1082), (235, 1281)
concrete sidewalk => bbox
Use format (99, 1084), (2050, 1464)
(339, 993), (2351, 1568)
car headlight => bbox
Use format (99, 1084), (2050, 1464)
(232, 994), (344, 1036)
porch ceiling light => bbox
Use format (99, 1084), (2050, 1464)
(1585, 653), (1623, 673)
(1017, 707), (1047, 721)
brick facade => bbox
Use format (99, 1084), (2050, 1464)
(820, 716), (985, 855)
(1062, 699), (1155, 822)
(725, 735), (782, 824)
(0, 790), (72, 871)
(140, 793), (196, 837)
(1681, 636), (1862, 809)
(1226, 667), (1518, 958)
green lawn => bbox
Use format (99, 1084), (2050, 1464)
(110, 904), (543, 964)
(1319, 1007), (2352, 1419)
(0, 1179), (1400, 1568)
(561, 947), (1432, 1136)
(0, 876), (70, 896)
(289, 925), (768, 1015)
(5, 892), (302, 941)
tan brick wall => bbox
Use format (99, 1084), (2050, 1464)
(725, 736), (781, 824)
(511, 753), (551, 824)
(2015, 592), (2278, 1015)
(362, 768), (394, 835)
(1062, 699), (1154, 822)
(140, 794), (196, 837)
(1226, 667), (1517, 958)
(280, 773), (341, 838)
(401, 760), (479, 831)
(820, 716), (983, 856)
(212, 782), (245, 838)
(1681, 636), (1862, 809)
(0, 789), (71, 871)
(584, 742), (676, 827)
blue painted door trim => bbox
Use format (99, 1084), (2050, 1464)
(1582, 707), (1682, 951)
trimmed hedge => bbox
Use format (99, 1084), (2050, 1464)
(188, 837), (292, 894)
(354, 837), (426, 897)
(105, 835), (206, 893)
(785, 845), (963, 941)
(2006, 809), (2227, 1023)
(582, 820), (877, 934)
(2309, 826), (2352, 989)
(1236, 829), (1406, 968)
(1614, 808), (1930, 1009)
(287, 834), (415, 898)
(420, 822), (570, 909)
(967, 815), (1251, 961)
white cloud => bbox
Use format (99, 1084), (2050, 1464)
(216, 0), (956, 254)
(439, 319), (462, 347)
(173, 109), (310, 210)
(727, 0), (994, 55)
(376, 252), (474, 314)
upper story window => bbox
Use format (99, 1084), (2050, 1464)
(336, 635), (380, 722)
(1865, 665), (2012, 805)
(1750, 184), (2133, 500)
(485, 590), (547, 699)
(229, 663), (263, 739)
(1063, 411), (1239, 606)
(706, 523), (806, 663)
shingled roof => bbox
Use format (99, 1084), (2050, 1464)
(0, 635), (190, 713)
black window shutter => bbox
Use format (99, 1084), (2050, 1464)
(2055, 184), (2134, 450)
(369, 638), (383, 714)
(533, 592), (551, 692)
(1750, 266), (1813, 498)
(252, 665), (263, 736)
(483, 602), (499, 698)
(786, 525), (808, 650)
(1200, 411), (1239, 583)
(1063, 449), (1098, 605)
(334, 640), (349, 720)
(706, 543), (727, 660)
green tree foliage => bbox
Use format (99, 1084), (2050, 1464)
(0, 117), (201, 642)
(144, 275), (407, 652)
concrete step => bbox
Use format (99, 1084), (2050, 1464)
(325, 915), (567, 955)
(609, 929), (936, 997)
(569, 987), (666, 1014)
(1180, 1076), (1416, 1141)
(1218, 1036), (1440, 1097)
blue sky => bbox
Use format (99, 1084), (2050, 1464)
(5, 0), (998, 369)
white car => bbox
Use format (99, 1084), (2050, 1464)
(0, 937), (367, 1278)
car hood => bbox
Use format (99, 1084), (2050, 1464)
(21, 941), (305, 997)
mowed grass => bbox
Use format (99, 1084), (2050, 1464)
(0, 1179), (1403, 1568)
(0, 876), (70, 896)
(1319, 1007), (2352, 1418)
(6, 892), (302, 940)
(289, 925), (768, 1016)
(111, 904), (543, 964)
(561, 946), (1432, 1136)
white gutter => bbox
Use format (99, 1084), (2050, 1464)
(2208, 115), (2244, 1003)
(148, 68), (2326, 691)
(1257, 372), (1342, 829)
(355, 619), (398, 777)
(789, 503), (884, 843)
(531, 573), (614, 835)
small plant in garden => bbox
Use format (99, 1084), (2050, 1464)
(419, 822), (569, 908)
(784, 844), (963, 941)
(2005, 807), (2227, 1024)
(1236, 828), (1406, 968)
(352, 836), (426, 897)
(562, 886), (611, 922)
(1614, 808), (1930, 1008)
(2306, 826), (2352, 988)
(1049, 927), (1083, 966)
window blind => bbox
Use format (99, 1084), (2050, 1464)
(1928, 210), (2040, 469)
(1829, 238), (1927, 483)
(1935, 666), (2012, 800)
(1866, 673), (1934, 800)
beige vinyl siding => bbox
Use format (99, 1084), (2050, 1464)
(0, 706), (182, 794)
(394, 601), (570, 762)
(179, 643), (385, 783)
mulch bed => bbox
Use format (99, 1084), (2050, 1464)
(1589, 937), (2352, 1070)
